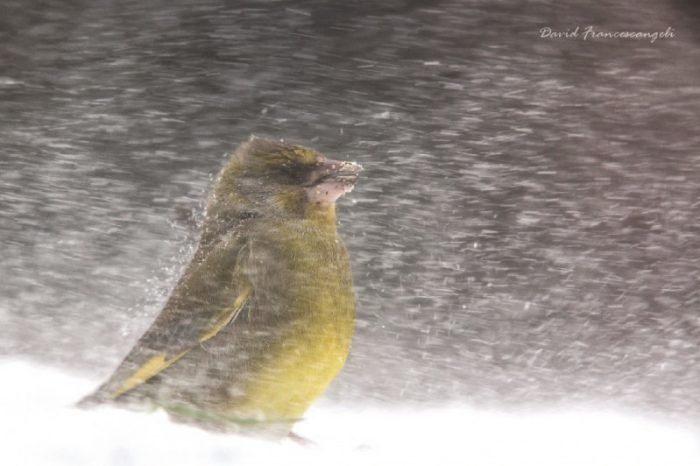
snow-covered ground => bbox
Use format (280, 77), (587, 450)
(1, 359), (698, 466)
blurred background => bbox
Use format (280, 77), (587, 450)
(1, 0), (699, 426)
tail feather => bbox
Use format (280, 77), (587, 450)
(75, 384), (111, 409)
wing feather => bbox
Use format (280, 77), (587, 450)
(83, 227), (253, 403)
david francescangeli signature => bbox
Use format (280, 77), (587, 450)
(539, 26), (674, 43)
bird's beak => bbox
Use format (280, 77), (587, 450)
(315, 159), (363, 190)
(307, 159), (363, 203)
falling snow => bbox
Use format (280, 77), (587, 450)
(2, 0), (700, 463)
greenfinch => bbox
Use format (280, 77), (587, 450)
(79, 136), (361, 437)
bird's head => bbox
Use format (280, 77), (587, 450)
(214, 136), (362, 223)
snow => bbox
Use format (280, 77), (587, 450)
(1, 360), (698, 466)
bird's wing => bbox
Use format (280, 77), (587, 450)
(96, 230), (253, 401)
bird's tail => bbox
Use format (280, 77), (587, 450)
(74, 385), (110, 409)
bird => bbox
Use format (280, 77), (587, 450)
(78, 136), (362, 438)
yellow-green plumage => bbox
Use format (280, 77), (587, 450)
(79, 136), (361, 437)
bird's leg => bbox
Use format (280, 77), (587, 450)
(288, 431), (316, 446)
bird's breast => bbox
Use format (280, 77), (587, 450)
(230, 222), (355, 419)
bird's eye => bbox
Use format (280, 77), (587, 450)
(275, 161), (306, 183)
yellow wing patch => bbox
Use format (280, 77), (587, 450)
(111, 284), (251, 399)
(198, 284), (251, 343)
(111, 350), (187, 399)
